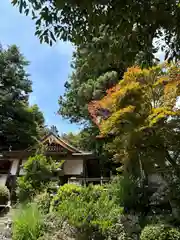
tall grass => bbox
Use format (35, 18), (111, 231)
(12, 203), (43, 240)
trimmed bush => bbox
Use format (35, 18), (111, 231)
(0, 185), (10, 205)
(55, 183), (82, 199)
(12, 203), (44, 240)
(140, 224), (180, 240)
(51, 183), (82, 211)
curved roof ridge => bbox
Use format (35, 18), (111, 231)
(25, 131), (93, 155)
(56, 134), (83, 153)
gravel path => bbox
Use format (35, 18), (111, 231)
(0, 207), (12, 240)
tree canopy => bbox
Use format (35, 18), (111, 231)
(58, 42), (122, 123)
(13, 0), (180, 62)
(0, 45), (45, 151)
(89, 63), (180, 177)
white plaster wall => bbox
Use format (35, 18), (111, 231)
(10, 159), (20, 175)
(0, 175), (8, 186)
(64, 159), (83, 175)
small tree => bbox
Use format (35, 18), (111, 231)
(17, 154), (63, 202)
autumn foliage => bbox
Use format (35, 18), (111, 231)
(88, 63), (180, 175)
(89, 63), (180, 132)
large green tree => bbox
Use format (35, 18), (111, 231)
(59, 43), (121, 123)
(58, 35), (125, 170)
(13, 0), (180, 62)
(58, 36), (141, 171)
(0, 45), (45, 151)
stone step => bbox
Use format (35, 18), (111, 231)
(0, 209), (12, 234)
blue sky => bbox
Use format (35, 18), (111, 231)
(0, 0), (80, 134)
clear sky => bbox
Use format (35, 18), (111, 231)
(0, 0), (80, 134)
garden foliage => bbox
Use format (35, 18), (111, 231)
(16, 154), (62, 202)
(51, 183), (122, 238)
(140, 224), (180, 240)
(34, 191), (51, 214)
(12, 64), (180, 240)
(12, 203), (43, 240)
(0, 185), (10, 205)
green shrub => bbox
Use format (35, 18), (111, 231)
(108, 175), (140, 208)
(16, 177), (35, 202)
(51, 183), (82, 211)
(51, 184), (122, 238)
(34, 191), (51, 214)
(16, 154), (62, 202)
(55, 183), (82, 200)
(140, 224), (180, 240)
(38, 213), (81, 240)
(0, 185), (10, 205)
(12, 203), (44, 240)
(46, 181), (59, 193)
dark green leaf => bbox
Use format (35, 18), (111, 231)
(25, 9), (29, 16)
(50, 31), (56, 42)
(12, 0), (18, 6)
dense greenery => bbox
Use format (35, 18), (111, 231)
(51, 184), (123, 239)
(16, 154), (62, 202)
(0, 45), (45, 151)
(59, 43), (125, 123)
(13, 175), (180, 239)
(12, 171), (180, 239)
(0, 185), (10, 205)
(34, 191), (51, 214)
(11, 60), (180, 239)
(140, 224), (180, 240)
(12, 203), (43, 240)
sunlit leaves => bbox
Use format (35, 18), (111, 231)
(88, 63), (180, 176)
(100, 106), (135, 135)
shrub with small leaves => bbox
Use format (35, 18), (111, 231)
(37, 213), (78, 240)
(140, 224), (180, 240)
(0, 185), (10, 205)
(37, 212), (63, 240)
(51, 184), (122, 238)
(51, 183), (82, 211)
(34, 191), (51, 214)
